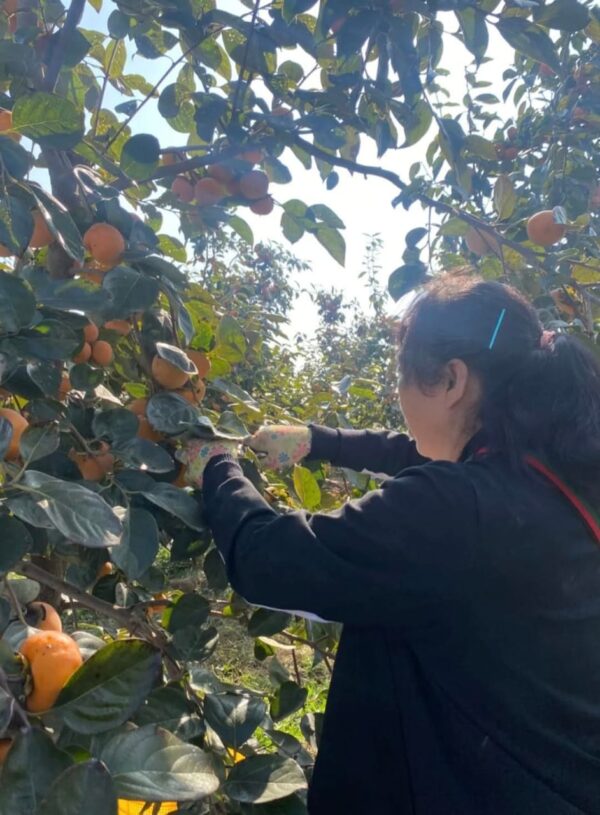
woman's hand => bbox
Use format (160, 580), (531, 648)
(244, 425), (311, 471)
(177, 439), (239, 487)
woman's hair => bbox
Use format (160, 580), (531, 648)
(396, 275), (600, 501)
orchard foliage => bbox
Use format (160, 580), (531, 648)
(0, 0), (598, 812)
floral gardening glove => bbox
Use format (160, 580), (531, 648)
(177, 439), (239, 488)
(244, 425), (311, 471)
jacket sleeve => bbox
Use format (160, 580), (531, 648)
(307, 424), (428, 477)
(202, 455), (478, 629)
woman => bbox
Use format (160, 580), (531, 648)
(182, 277), (600, 814)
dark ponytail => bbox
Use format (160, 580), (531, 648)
(396, 275), (600, 502)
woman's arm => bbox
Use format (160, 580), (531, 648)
(308, 424), (428, 476)
(202, 454), (477, 629)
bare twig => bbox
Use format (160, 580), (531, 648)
(105, 29), (213, 153)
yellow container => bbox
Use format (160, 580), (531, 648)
(117, 801), (178, 815)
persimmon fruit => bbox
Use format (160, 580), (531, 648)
(194, 177), (226, 206)
(526, 211), (566, 246)
(0, 739), (12, 765)
(186, 349), (211, 378)
(0, 407), (28, 460)
(137, 416), (163, 443)
(20, 630), (82, 712)
(83, 223), (125, 266)
(175, 380), (206, 404)
(0, 107), (19, 141)
(128, 398), (148, 417)
(239, 149), (264, 164)
(70, 442), (114, 481)
(96, 561), (114, 579)
(151, 355), (189, 390)
(28, 601), (62, 632)
(250, 195), (274, 216)
(171, 176), (194, 203)
(239, 170), (269, 200)
(83, 322), (99, 343)
(29, 211), (53, 248)
(73, 342), (92, 364)
(91, 340), (113, 366)
(207, 163), (235, 184)
(104, 319), (131, 335)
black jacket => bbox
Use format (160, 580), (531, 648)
(202, 425), (600, 814)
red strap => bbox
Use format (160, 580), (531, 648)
(525, 455), (600, 545)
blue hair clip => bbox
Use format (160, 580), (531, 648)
(488, 308), (506, 350)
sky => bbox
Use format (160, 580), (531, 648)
(78, 1), (516, 336)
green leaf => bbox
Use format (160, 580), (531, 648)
(102, 266), (160, 318)
(0, 271), (35, 332)
(210, 379), (260, 412)
(37, 760), (117, 815)
(292, 465), (321, 511)
(113, 437), (174, 473)
(0, 196), (34, 256)
(21, 471), (122, 547)
(0, 516), (31, 572)
(248, 608), (291, 637)
(204, 693), (267, 749)
(26, 361), (62, 397)
(281, 212), (304, 243)
(315, 227), (345, 266)
(216, 315), (247, 361)
(141, 482), (205, 531)
(535, 0), (590, 31)
(19, 424), (60, 462)
(456, 8), (489, 63)
(309, 204), (344, 229)
(387, 263), (427, 301)
(31, 185), (85, 263)
(0, 729), (73, 814)
(401, 99), (433, 148)
(270, 681), (308, 722)
(93, 407), (139, 444)
(104, 38), (126, 77)
(54, 640), (162, 734)
(121, 133), (160, 181)
(229, 214), (254, 245)
(167, 592), (210, 633)
(464, 134), (498, 161)
(100, 725), (220, 801)
(0, 136), (32, 179)
(224, 755), (307, 804)
(134, 686), (204, 741)
(493, 175), (516, 220)
(110, 508), (159, 580)
(5, 493), (54, 530)
(69, 363), (104, 392)
(146, 392), (199, 435)
(12, 92), (84, 150)
(497, 18), (561, 73)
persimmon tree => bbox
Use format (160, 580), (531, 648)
(0, 0), (598, 813)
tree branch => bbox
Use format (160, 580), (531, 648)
(289, 132), (543, 266)
(17, 561), (182, 679)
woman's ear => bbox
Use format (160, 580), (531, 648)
(444, 359), (470, 406)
